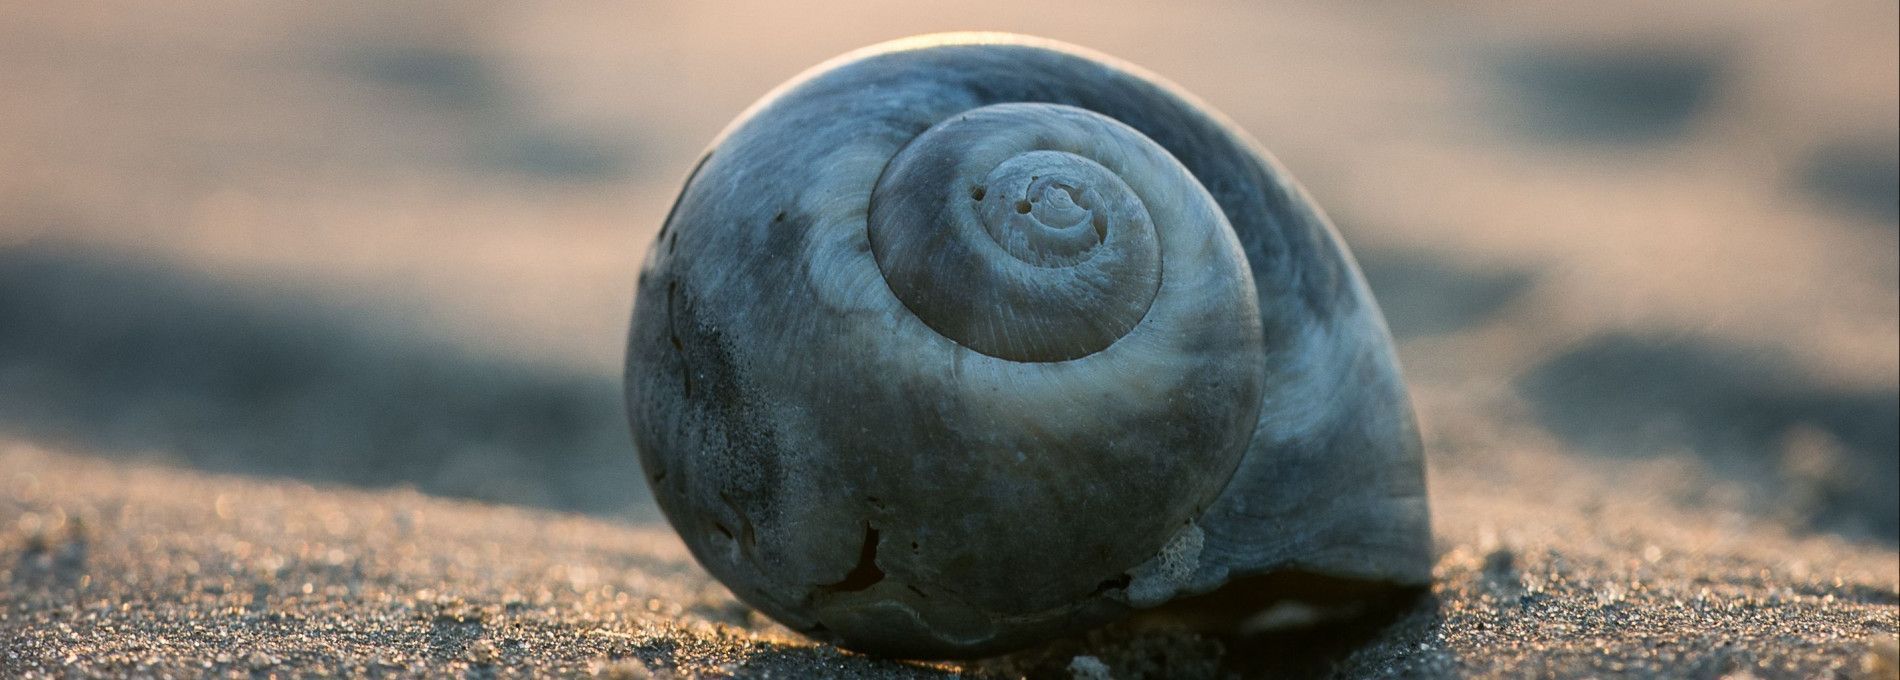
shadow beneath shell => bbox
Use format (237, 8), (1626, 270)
(966, 572), (1438, 679)
(1167, 573), (1440, 679)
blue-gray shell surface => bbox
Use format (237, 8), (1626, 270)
(625, 33), (1430, 659)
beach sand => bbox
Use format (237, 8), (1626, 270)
(3, 431), (1894, 677)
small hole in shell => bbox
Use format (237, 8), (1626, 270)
(1015, 200), (1031, 214)
(970, 185), (986, 201)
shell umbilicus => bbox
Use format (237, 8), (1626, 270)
(625, 33), (1431, 659)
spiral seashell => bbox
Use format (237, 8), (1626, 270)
(625, 33), (1431, 658)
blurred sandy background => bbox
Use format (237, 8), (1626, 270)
(1, 2), (1895, 677)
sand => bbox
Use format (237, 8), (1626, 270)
(4, 430), (1894, 678)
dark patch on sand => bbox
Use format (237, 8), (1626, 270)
(342, 45), (507, 111)
(1353, 248), (1536, 339)
(0, 244), (647, 517)
(1800, 137), (1900, 226)
(336, 44), (638, 181)
(1520, 333), (1900, 543)
(484, 130), (634, 181)
(1497, 45), (1726, 144)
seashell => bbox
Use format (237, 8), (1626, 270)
(624, 33), (1431, 659)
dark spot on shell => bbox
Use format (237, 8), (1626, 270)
(659, 152), (711, 254)
(721, 490), (759, 554)
(665, 280), (689, 398)
(820, 525), (885, 593)
(663, 287), (788, 557)
(666, 282), (684, 352)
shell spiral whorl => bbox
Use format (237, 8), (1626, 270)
(870, 104), (1176, 362)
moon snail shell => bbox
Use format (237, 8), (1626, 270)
(625, 33), (1431, 659)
